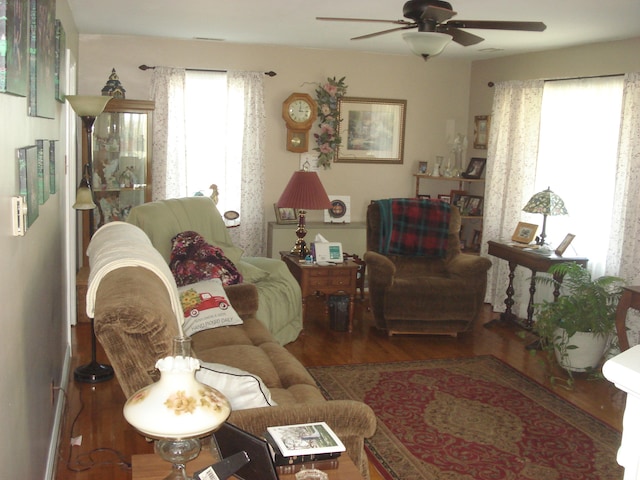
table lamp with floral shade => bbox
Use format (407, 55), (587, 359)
(123, 337), (231, 480)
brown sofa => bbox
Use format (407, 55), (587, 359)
(364, 199), (492, 336)
(91, 234), (376, 478)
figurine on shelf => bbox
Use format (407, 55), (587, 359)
(119, 166), (137, 188)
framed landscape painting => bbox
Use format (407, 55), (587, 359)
(336, 97), (406, 164)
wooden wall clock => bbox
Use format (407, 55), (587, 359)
(282, 93), (317, 153)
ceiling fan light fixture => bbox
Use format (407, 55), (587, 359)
(402, 31), (452, 58)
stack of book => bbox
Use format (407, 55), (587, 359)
(264, 422), (345, 475)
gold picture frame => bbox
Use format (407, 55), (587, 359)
(274, 204), (299, 224)
(336, 97), (406, 164)
(473, 115), (491, 149)
(512, 222), (538, 244)
(555, 233), (576, 256)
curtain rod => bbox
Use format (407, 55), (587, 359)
(487, 72), (623, 87)
(138, 64), (277, 76)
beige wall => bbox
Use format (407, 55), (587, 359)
(0, 1), (79, 478)
(468, 37), (640, 149)
(77, 35), (472, 225)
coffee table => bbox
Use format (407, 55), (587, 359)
(131, 448), (364, 479)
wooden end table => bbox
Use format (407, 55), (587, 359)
(280, 252), (359, 332)
(487, 240), (588, 329)
(131, 449), (364, 479)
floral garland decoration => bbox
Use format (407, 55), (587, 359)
(314, 76), (348, 169)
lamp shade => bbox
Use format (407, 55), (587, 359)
(65, 95), (111, 117)
(123, 355), (231, 439)
(522, 187), (568, 216)
(402, 32), (452, 58)
(72, 182), (96, 210)
(277, 170), (331, 210)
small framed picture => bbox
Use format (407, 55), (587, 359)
(418, 194), (431, 199)
(463, 195), (483, 216)
(511, 222), (538, 244)
(462, 157), (486, 179)
(473, 115), (491, 149)
(555, 233), (576, 256)
(438, 194), (451, 204)
(450, 190), (467, 210)
(417, 161), (428, 174)
(274, 204), (299, 224)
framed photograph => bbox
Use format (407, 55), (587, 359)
(438, 194), (451, 204)
(274, 204), (299, 224)
(450, 190), (467, 210)
(462, 157), (486, 179)
(417, 161), (428, 174)
(473, 115), (491, 149)
(512, 222), (538, 244)
(463, 195), (483, 216)
(336, 97), (406, 164)
(555, 233), (576, 256)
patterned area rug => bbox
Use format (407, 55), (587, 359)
(308, 356), (622, 480)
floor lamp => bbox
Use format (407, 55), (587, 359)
(67, 95), (114, 383)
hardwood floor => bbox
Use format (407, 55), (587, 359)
(55, 296), (625, 480)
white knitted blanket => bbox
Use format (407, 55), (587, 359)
(85, 221), (184, 335)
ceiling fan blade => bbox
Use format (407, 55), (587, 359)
(316, 17), (413, 26)
(445, 20), (547, 32)
(438, 26), (484, 46)
(352, 25), (417, 40)
(420, 5), (457, 23)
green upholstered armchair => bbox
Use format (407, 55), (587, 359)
(364, 200), (492, 336)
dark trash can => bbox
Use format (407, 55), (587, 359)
(328, 294), (350, 331)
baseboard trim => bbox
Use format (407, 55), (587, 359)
(45, 343), (71, 480)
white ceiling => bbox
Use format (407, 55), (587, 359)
(67, 0), (640, 60)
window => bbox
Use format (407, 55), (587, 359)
(534, 76), (624, 276)
(184, 71), (242, 215)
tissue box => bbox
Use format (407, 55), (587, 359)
(313, 242), (343, 263)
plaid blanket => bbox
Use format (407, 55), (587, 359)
(376, 198), (451, 257)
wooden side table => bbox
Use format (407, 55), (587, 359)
(487, 241), (588, 328)
(280, 252), (359, 332)
(131, 449), (365, 479)
(615, 286), (640, 351)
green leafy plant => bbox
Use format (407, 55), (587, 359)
(533, 263), (624, 380)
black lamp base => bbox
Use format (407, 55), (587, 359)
(74, 361), (114, 383)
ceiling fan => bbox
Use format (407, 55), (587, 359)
(317, 0), (546, 60)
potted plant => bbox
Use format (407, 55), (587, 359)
(533, 263), (624, 374)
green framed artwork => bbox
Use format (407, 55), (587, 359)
(54, 19), (65, 102)
(0, 0), (29, 96)
(28, 0), (55, 118)
(18, 145), (38, 228)
(36, 139), (49, 204)
(49, 139), (57, 194)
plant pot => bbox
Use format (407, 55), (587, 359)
(553, 328), (608, 372)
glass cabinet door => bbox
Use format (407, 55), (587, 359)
(81, 99), (154, 254)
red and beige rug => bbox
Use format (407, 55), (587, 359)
(308, 356), (622, 480)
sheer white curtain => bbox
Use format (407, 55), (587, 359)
(607, 73), (640, 346)
(226, 71), (266, 256)
(150, 68), (266, 256)
(150, 67), (187, 200)
(481, 80), (544, 312)
(535, 76), (624, 277)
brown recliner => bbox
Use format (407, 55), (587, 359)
(364, 199), (492, 336)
